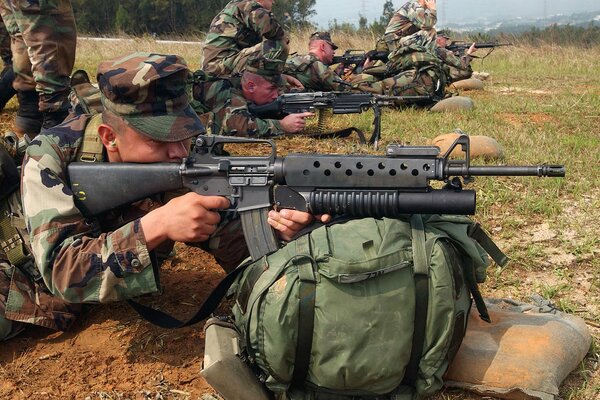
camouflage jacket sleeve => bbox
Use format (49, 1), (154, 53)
(436, 47), (472, 70)
(220, 91), (285, 137)
(403, 2), (437, 30)
(21, 119), (159, 304)
(285, 54), (343, 92)
(386, 2), (437, 35)
(241, 0), (285, 41)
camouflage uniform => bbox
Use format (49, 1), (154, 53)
(436, 47), (473, 83)
(0, 53), (247, 340)
(193, 76), (284, 137)
(0, 16), (15, 110)
(284, 53), (345, 92)
(0, 16), (10, 65)
(201, 0), (287, 77)
(377, 0), (437, 53)
(0, 0), (76, 129)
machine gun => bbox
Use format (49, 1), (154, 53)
(247, 91), (431, 149)
(331, 49), (390, 73)
(68, 134), (565, 261)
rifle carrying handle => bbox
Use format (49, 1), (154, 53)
(240, 207), (280, 260)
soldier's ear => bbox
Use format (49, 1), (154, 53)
(246, 80), (257, 93)
(97, 122), (118, 153)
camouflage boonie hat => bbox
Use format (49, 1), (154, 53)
(97, 52), (205, 142)
(310, 31), (338, 50)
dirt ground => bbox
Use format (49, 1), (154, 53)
(0, 246), (223, 399)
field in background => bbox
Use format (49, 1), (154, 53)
(0, 32), (598, 399)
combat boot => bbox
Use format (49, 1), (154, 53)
(0, 64), (16, 112)
(15, 90), (43, 139)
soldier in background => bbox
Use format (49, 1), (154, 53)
(0, 0), (76, 138)
(284, 31), (347, 92)
(0, 17), (15, 111)
(435, 31), (477, 83)
(376, 0), (437, 53)
(194, 54), (313, 137)
(0, 52), (322, 341)
(202, 0), (286, 77)
(201, 0), (302, 89)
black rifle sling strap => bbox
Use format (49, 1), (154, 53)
(127, 261), (251, 329)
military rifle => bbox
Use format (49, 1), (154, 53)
(331, 49), (390, 73)
(247, 91), (431, 149)
(68, 134), (565, 261)
(447, 41), (513, 56)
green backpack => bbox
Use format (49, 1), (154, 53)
(227, 215), (503, 399)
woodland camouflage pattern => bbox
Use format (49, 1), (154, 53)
(1, 52), (249, 338)
(284, 53), (345, 91)
(97, 52), (205, 142)
(0, 17), (10, 65)
(377, 0), (437, 52)
(201, 0), (287, 77)
(0, 0), (76, 112)
(193, 77), (284, 137)
(436, 47), (474, 82)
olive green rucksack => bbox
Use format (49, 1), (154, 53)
(227, 215), (504, 400)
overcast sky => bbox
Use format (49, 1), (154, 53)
(312, 0), (600, 28)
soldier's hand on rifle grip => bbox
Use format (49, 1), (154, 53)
(268, 209), (332, 242)
(140, 193), (230, 250)
(280, 112), (314, 134)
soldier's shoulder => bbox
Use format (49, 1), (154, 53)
(26, 115), (91, 159)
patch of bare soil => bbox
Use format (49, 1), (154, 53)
(498, 112), (557, 128)
(0, 245), (223, 399)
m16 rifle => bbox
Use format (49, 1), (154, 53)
(247, 91), (431, 149)
(447, 41), (513, 57)
(68, 134), (565, 262)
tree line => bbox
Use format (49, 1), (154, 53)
(72, 0), (317, 36)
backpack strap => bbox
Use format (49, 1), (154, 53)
(75, 114), (105, 163)
(403, 214), (430, 387)
(468, 222), (508, 267)
(290, 234), (318, 389)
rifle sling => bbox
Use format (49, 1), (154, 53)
(127, 260), (251, 329)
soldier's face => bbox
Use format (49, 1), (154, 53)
(322, 43), (335, 64)
(244, 76), (280, 105)
(436, 36), (447, 47)
(104, 121), (191, 163)
(258, 0), (274, 10)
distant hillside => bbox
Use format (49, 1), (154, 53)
(443, 10), (600, 33)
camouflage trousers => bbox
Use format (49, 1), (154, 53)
(0, 0), (76, 112)
(0, 262), (25, 340)
(382, 66), (443, 99)
(0, 16), (10, 66)
(447, 64), (473, 83)
(203, 39), (287, 78)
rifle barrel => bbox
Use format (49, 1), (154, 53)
(447, 165), (565, 177)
